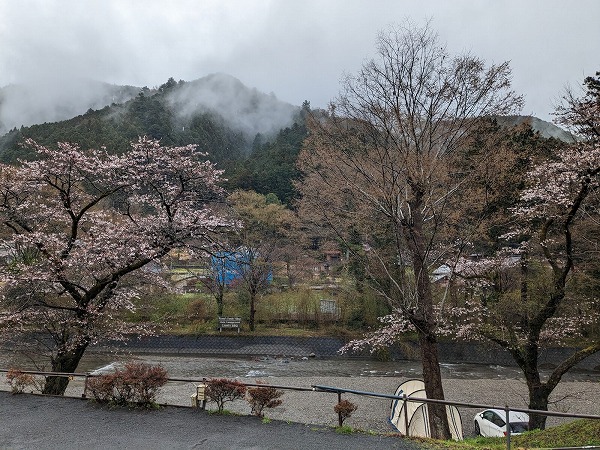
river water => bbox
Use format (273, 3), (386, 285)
(2, 349), (598, 382)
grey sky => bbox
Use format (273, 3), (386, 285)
(1, 0), (598, 122)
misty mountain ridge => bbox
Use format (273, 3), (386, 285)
(0, 74), (577, 207)
(0, 73), (298, 140)
(0, 74), (308, 205)
(0, 73), (572, 145)
(495, 115), (575, 142)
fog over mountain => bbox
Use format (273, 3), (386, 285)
(1, 2), (598, 128)
(0, 78), (140, 134)
(167, 73), (297, 137)
(0, 73), (297, 139)
(0, 72), (574, 147)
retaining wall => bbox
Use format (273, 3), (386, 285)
(96, 335), (600, 371)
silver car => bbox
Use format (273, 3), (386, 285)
(474, 409), (529, 437)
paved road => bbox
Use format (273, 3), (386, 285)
(0, 392), (423, 450)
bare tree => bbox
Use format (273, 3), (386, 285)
(227, 190), (295, 331)
(297, 22), (522, 439)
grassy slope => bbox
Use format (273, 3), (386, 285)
(420, 419), (600, 449)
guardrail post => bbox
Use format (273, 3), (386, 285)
(197, 383), (207, 410)
(337, 392), (342, 427)
(82, 372), (90, 399)
(505, 405), (511, 450)
(403, 393), (409, 437)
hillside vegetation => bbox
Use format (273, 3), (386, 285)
(0, 74), (307, 205)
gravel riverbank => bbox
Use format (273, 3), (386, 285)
(154, 375), (600, 437)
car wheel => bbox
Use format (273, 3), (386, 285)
(474, 421), (481, 436)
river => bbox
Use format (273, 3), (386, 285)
(2, 348), (598, 382)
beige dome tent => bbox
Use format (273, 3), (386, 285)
(389, 379), (463, 440)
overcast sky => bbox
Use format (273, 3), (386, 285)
(1, 0), (599, 122)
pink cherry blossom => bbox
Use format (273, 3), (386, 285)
(0, 137), (234, 394)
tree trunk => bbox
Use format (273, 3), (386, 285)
(285, 260), (295, 288)
(528, 383), (550, 430)
(522, 343), (600, 431)
(42, 343), (89, 395)
(418, 331), (452, 439)
(217, 284), (224, 317)
(249, 289), (256, 331)
(403, 209), (451, 440)
(514, 343), (550, 430)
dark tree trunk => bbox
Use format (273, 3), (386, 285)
(418, 331), (451, 439)
(527, 383), (550, 430)
(249, 288), (256, 331)
(403, 208), (451, 440)
(517, 342), (600, 431)
(512, 342), (551, 430)
(42, 343), (89, 395)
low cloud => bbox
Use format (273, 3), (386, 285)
(1, 0), (599, 128)
(167, 74), (298, 138)
(0, 74), (298, 140)
(0, 78), (139, 134)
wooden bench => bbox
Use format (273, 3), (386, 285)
(218, 317), (241, 333)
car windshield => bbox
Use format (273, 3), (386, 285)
(510, 422), (529, 433)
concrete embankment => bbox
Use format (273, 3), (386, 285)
(96, 335), (600, 371)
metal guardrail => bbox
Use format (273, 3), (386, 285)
(1, 369), (599, 450)
(0, 369), (317, 399)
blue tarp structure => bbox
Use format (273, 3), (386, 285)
(211, 251), (241, 286)
(211, 250), (272, 286)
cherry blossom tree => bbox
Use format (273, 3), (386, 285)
(452, 175), (599, 431)
(298, 22), (522, 439)
(0, 137), (231, 395)
(487, 72), (600, 429)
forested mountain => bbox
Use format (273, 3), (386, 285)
(0, 74), (306, 204)
(228, 106), (309, 204)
